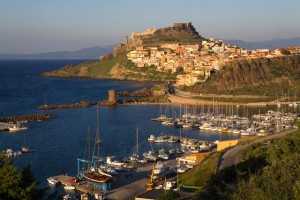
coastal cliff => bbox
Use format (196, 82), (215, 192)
(189, 55), (300, 95)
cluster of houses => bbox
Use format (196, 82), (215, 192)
(126, 37), (300, 86)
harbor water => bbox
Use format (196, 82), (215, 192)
(0, 59), (299, 188)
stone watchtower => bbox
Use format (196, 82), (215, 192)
(108, 90), (117, 103)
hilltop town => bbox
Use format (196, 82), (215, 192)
(42, 22), (300, 97)
(119, 22), (300, 86)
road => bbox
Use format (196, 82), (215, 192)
(218, 128), (298, 170)
(105, 159), (177, 200)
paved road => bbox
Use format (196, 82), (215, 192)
(218, 129), (298, 170)
(105, 159), (177, 200)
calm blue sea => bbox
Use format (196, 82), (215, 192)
(1, 59), (290, 188)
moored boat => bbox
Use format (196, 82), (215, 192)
(64, 184), (75, 190)
(21, 146), (34, 153)
(47, 177), (60, 185)
(148, 134), (155, 142)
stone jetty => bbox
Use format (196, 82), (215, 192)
(39, 101), (96, 110)
(0, 113), (56, 123)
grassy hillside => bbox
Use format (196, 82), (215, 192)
(41, 52), (176, 81)
(179, 152), (221, 187)
(197, 127), (300, 200)
(188, 55), (300, 96)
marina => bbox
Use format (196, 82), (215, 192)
(1, 60), (300, 200)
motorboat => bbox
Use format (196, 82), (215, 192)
(64, 184), (75, 190)
(151, 115), (168, 122)
(167, 137), (179, 143)
(21, 146), (34, 153)
(8, 123), (28, 132)
(154, 136), (168, 143)
(177, 164), (188, 173)
(143, 150), (156, 161)
(101, 166), (118, 175)
(47, 177), (60, 185)
(164, 181), (175, 190)
(148, 134), (156, 142)
(106, 156), (125, 166)
(155, 184), (163, 189)
(157, 148), (169, 160)
(63, 194), (71, 200)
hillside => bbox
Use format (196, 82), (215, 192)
(41, 52), (176, 81)
(197, 128), (300, 200)
(41, 23), (202, 81)
(188, 55), (300, 95)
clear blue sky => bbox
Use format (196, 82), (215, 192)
(1, 0), (299, 53)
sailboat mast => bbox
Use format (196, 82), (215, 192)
(136, 128), (139, 155)
(96, 106), (101, 166)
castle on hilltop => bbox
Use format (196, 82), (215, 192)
(130, 28), (156, 39)
(113, 22), (202, 56)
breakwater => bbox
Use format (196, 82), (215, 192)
(39, 100), (118, 110)
(39, 101), (96, 110)
(0, 113), (57, 123)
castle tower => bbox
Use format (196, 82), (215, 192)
(108, 90), (116, 103)
(125, 35), (129, 44)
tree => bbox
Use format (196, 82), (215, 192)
(0, 153), (45, 200)
(281, 49), (291, 55)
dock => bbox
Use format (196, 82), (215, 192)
(161, 135), (212, 144)
(52, 175), (104, 195)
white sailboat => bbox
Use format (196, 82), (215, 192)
(81, 107), (112, 184)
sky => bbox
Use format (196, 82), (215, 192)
(0, 0), (300, 54)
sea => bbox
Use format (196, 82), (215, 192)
(0, 59), (299, 189)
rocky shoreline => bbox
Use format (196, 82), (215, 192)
(39, 101), (97, 110)
(0, 113), (57, 123)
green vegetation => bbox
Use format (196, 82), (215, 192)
(179, 152), (221, 187)
(281, 49), (291, 55)
(158, 190), (180, 200)
(197, 127), (300, 200)
(186, 55), (300, 96)
(0, 153), (46, 200)
(42, 52), (177, 81)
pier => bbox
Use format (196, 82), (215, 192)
(52, 175), (104, 195)
(157, 134), (214, 145)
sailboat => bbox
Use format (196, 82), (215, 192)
(80, 107), (112, 184)
(21, 132), (34, 153)
(129, 128), (146, 163)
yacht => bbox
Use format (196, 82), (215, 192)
(177, 164), (188, 173)
(8, 123), (28, 132)
(64, 184), (75, 190)
(47, 177), (60, 185)
(157, 148), (169, 160)
(21, 146), (34, 153)
(143, 150), (156, 161)
(106, 156), (125, 166)
(148, 134), (156, 142)
(154, 136), (168, 143)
